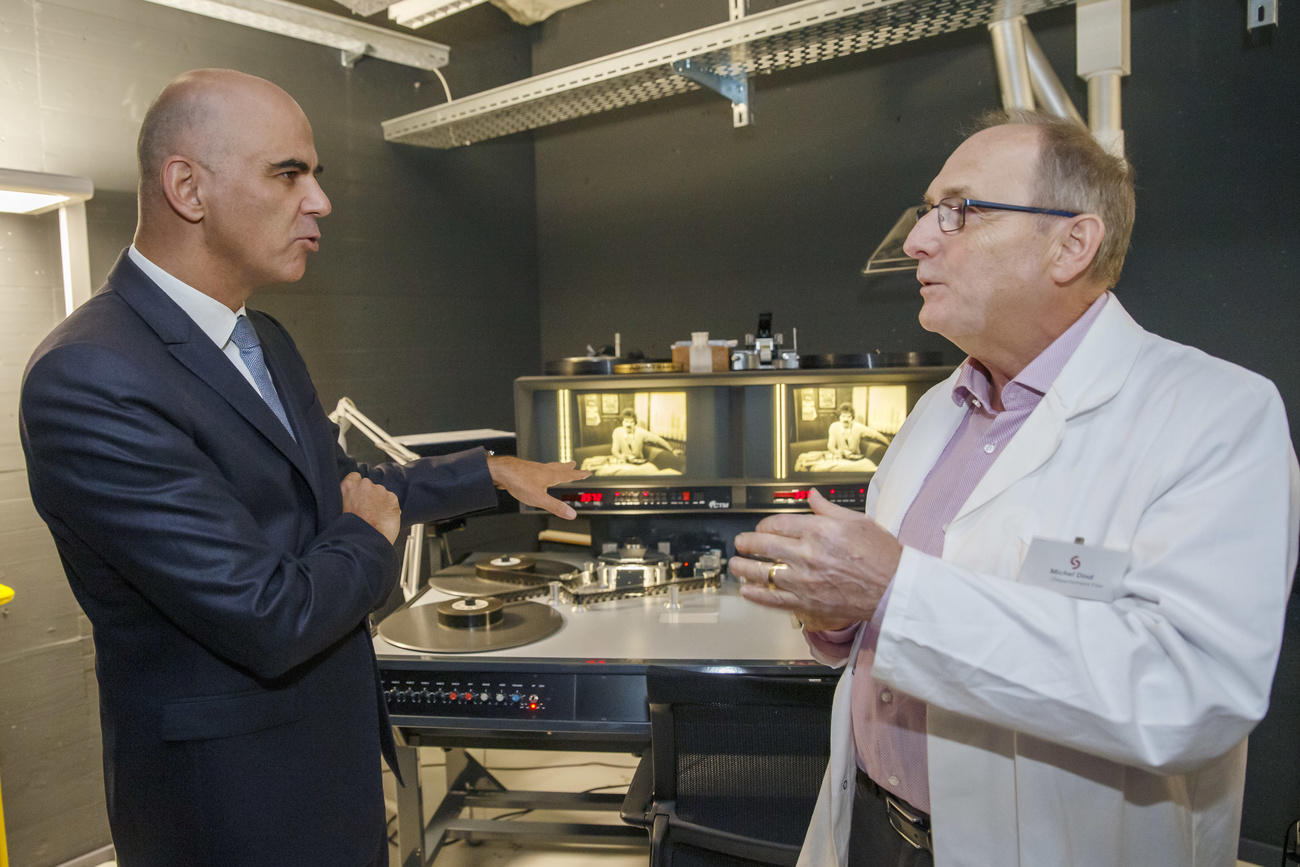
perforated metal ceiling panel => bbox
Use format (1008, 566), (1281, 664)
(383, 0), (1077, 148)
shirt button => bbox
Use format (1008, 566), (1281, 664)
(880, 689), (893, 704)
(983, 443), (996, 454)
(888, 775), (901, 787)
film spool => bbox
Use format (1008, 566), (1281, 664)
(544, 357), (618, 375)
(613, 361), (682, 374)
(435, 597), (504, 629)
(799, 351), (945, 369)
(485, 555), (532, 570)
(475, 555), (578, 583)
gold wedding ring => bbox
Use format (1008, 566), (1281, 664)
(766, 561), (788, 590)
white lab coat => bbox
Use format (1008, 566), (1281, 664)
(798, 295), (1299, 867)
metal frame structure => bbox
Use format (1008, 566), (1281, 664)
(141, 0), (450, 70)
(383, 0), (1081, 149)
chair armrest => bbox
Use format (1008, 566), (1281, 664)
(670, 817), (802, 866)
(619, 752), (655, 829)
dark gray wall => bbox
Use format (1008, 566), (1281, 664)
(254, 4), (539, 436)
(76, 3), (538, 438)
(528, 0), (1300, 856)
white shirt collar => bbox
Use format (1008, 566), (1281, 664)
(127, 245), (246, 348)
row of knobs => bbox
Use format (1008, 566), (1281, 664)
(387, 686), (541, 708)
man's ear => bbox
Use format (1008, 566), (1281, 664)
(159, 156), (204, 224)
(1049, 213), (1105, 284)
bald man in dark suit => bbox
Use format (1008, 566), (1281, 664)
(19, 68), (585, 866)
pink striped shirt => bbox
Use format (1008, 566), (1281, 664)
(807, 292), (1110, 813)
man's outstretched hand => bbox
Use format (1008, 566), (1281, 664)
(487, 455), (591, 519)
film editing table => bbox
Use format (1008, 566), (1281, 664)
(374, 551), (829, 867)
(372, 365), (952, 864)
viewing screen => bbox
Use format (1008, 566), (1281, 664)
(570, 391), (688, 477)
(787, 384), (909, 475)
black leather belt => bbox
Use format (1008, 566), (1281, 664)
(856, 769), (933, 853)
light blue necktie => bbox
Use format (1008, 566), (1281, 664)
(230, 315), (295, 440)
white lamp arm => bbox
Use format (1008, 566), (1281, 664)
(327, 397), (421, 465)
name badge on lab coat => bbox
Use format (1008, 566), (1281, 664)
(1017, 537), (1129, 602)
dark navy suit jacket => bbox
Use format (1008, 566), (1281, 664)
(19, 252), (497, 865)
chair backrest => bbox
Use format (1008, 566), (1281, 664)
(645, 665), (838, 858)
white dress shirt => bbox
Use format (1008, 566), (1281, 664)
(127, 245), (262, 393)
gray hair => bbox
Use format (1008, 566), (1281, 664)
(974, 110), (1136, 288)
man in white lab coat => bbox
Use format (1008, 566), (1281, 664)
(732, 111), (1299, 866)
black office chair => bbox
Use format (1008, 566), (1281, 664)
(621, 665), (838, 866)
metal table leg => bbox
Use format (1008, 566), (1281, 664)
(393, 744), (647, 866)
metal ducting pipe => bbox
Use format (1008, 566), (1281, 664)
(1077, 0), (1129, 158)
(1085, 71), (1124, 156)
(989, 16), (1035, 110)
(1022, 22), (1085, 124)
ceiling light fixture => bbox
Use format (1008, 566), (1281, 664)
(0, 168), (95, 315)
(0, 168), (93, 216)
(388, 0), (489, 29)
(140, 0), (449, 70)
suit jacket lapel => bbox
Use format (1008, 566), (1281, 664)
(250, 312), (333, 520)
(108, 254), (316, 486)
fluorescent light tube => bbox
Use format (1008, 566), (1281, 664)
(0, 168), (94, 216)
(141, 0), (449, 70)
(389, 0), (489, 29)
(0, 191), (70, 215)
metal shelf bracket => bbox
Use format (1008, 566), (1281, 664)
(671, 58), (752, 126)
(1247, 0), (1278, 29)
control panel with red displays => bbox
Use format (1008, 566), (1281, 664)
(557, 485), (733, 512)
(553, 483), (869, 513)
(746, 484), (869, 510)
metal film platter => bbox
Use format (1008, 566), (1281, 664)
(379, 596), (564, 654)
(431, 554), (579, 598)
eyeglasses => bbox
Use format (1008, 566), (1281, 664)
(915, 197), (1079, 234)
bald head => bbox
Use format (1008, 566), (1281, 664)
(136, 69), (305, 206)
(132, 69), (330, 307)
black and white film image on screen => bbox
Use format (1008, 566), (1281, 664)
(789, 385), (907, 473)
(575, 392), (687, 476)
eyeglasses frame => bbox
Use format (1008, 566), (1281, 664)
(915, 197), (1080, 234)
